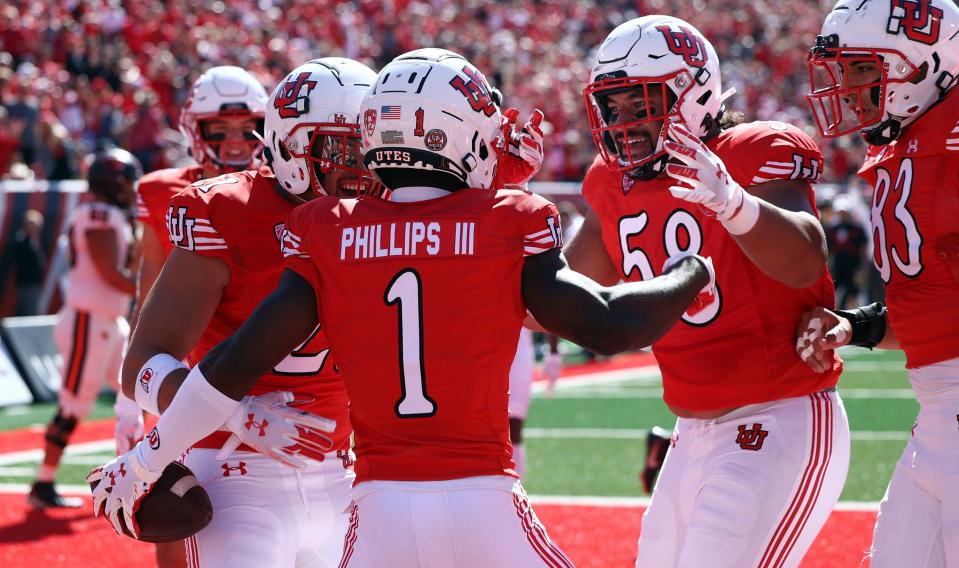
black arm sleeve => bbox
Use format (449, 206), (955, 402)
(199, 269), (320, 399)
(522, 249), (707, 356)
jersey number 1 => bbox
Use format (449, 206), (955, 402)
(385, 269), (437, 418)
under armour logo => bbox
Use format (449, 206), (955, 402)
(907, 139), (919, 153)
(657, 25), (709, 68)
(108, 464), (127, 486)
(221, 462), (248, 477)
(244, 414), (269, 437)
(887, 0), (943, 46)
(735, 423), (769, 451)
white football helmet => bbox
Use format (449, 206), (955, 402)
(807, 0), (959, 145)
(584, 16), (730, 180)
(360, 48), (506, 191)
(179, 66), (268, 172)
(265, 58), (379, 198)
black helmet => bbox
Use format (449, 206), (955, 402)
(86, 148), (143, 209)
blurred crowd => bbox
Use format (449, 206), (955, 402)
(0, 0), (867, 182)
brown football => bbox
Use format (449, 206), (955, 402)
(90, 461), (213, 543)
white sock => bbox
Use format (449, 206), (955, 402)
(513, 443), (525, 478)
(37, 464), (57, 483)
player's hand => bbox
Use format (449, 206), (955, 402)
(217, 391), (336, 469)
(114, 393), (144, 455)
(662, 252), (716, 315)
(88, 443), (163, 539)
(795, 306), (850, 373)
(496, 108), (545, 186)
(543, 353), (562, 397)
(663, 121), (747, 222)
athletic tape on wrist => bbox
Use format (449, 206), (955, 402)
(722, 191), (760, 235)
(139, 364), (241, 471)
(134, 354), (187, 417)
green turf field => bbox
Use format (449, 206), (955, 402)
(0, 347), (915, 502)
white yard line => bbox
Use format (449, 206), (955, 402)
(523, 428), (909, 441)
(531, 366), (662, 394)
(0, 440), (115, 466)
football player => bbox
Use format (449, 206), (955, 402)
(568, 16), (851, 567)
(28, 149), (140, 509)
(90, 48), (714, 567)
(797, 1), (959, 565)
(97, 59), (378, 567)
(112, 65), (268, 568)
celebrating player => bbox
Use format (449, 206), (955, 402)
(90, 48), (714, 567)
(96, 59), (379, 566)
(28, 149), (140, 509)
(569, 16), (851, 567)
(113, 65), (268, 568)
(797, 1), (959, 565)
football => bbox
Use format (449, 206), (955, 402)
(90, 462), (213, 543)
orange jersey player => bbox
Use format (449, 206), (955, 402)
(92, 49), (714, 568)
(798, 1), (959, 565)
(94, 59), (380, 567)
(569, 16), (851, 568)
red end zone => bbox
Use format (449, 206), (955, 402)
(0, 489), (875, 567)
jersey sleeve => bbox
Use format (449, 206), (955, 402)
(167, 186), (229, 259)
(521, 194), (563, 257)
(282, 203), (323, 292)
(726, 122), (825, 188)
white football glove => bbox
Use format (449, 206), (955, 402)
(216, 391), (336, 469)
(663, 121), (760, 235)
(543, 353), (562, 397)
(662, 252), (717, 315)
(114, 393), (144, 455)
(87, 442), (163, 539)
(496, 108), (545, 186)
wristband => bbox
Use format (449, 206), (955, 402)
(721, 190), (761, 235)
(139, 364), (241, 471)
(835, 302), (887, 349)
(134, 354), (187, 417)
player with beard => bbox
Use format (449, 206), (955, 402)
(568, 15), (850, 567)
(90, 48), (714, 567)
(798, 1), (959, 565)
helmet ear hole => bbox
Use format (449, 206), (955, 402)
(478, 141), (489, 160)
(278, 143), (292, 162)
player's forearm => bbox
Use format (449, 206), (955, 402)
(733, 203), (826, 288)
(591, 257), (708, 353)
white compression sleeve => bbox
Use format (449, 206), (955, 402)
(138, 365), (240, 471)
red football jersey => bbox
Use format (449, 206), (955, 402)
(283, 189), (563, 484)
(136, 165), (205, 256)
(167, 170), (350, 452)
(857, 87), (959, 368)
(583, 121), (842, 411)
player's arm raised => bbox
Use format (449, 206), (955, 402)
(663, 122), (826, 288)
(523, 248), (712, 355)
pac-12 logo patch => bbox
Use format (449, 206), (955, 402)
(735, 423), (769, 451)
(364, 109), (377, 137)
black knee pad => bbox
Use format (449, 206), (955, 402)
(44, 410), (78, 448)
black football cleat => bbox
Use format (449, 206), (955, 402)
(27, 481), (83, 509)
(640, 426), (672, 494)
